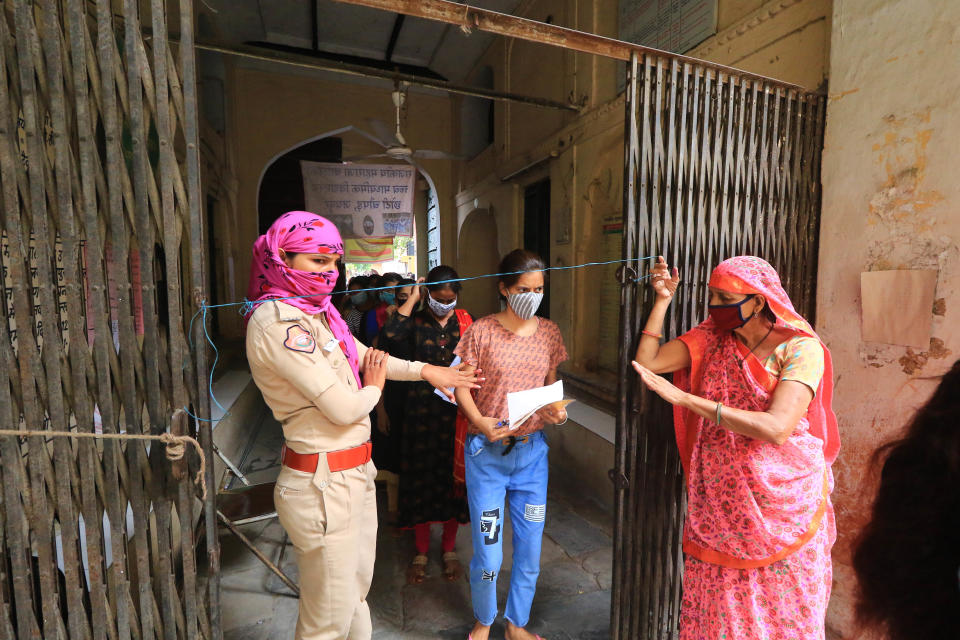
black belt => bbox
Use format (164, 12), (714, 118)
(501, 435), (530, 456)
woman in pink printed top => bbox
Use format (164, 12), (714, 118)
(454, 249), (568, 640)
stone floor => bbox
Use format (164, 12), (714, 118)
(218, 413), (613, 639)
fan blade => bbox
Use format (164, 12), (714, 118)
(413, 149), (464, 160)
(342, 154), (391, 162)
(366, 118), (398, 146)
(347, 126), (390, 149)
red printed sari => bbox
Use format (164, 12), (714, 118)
(672, 256), (840, 640)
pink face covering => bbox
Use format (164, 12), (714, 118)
(246, 211), (361, 387)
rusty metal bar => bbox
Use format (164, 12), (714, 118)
(123, 2), (182, 638)
(11, 2), (70, 634)
(216, 511), (301, 596)
(0, 15), (41, 637)
(62, 1), (115, 636)
(36, 1), (96, 636)
(94, 0), (139, 635)
(151, 0), (202, 634)
(611, 50), (638, 640)
(614, 36), (825, 638)
(329, 0), (809, 91)
(179, 0), (223, 635)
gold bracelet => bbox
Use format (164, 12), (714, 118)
(715, 401), (723, 425)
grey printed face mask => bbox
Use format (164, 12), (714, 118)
(427, 294), (457, 316)
(507, 291), (543, 320)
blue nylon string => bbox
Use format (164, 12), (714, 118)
(185, 255), (658, 423)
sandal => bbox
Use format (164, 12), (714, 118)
(442, 551), (463, 582)
(406, 554), (428, 584)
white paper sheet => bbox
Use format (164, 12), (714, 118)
(507, 381), (564, 430)
(433, 356), (462, 405)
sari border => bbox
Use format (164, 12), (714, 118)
(682, 471), (830, 569)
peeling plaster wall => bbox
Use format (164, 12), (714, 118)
(819, 1), (960, 636)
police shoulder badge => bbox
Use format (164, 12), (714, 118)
(283, 324), (316, 354)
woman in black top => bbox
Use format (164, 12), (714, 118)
(381, 266), (472, 584)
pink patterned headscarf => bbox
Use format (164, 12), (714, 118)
(246, 211), (360, 387)
(705, 255), (840, 463)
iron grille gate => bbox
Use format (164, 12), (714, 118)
(0, 1), (219, 639)
(612, 52), (826, 639)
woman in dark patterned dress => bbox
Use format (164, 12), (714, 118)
(381, 265), (472, 584)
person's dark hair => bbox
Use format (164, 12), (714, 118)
(852, 358), (960, 640)
(368, 274), (383, 289)
(381, 272), (403, 285)
(497, 249), (546, 288)
(332, 260), (347, 306)
(759, 298), (776, 323)
(399, 278), (415, 287)
(348, 275), (370, 290)
(426, 265), (461, 293)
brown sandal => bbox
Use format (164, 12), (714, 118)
(442, 551), (463, 582)
(406, 554), (428, 584)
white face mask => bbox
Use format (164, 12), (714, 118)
(507, 291), (543, 320)
(427, 294), (457, 316)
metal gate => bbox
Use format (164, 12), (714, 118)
(612, 52), (826, 639)
(0, 0), (219, 638)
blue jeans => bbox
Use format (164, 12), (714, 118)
(464, 431), (549, 628)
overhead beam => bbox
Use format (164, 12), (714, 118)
(329, 0), (807, 91)
(191, 41), (582, 111)
(384, 14), (405, 62)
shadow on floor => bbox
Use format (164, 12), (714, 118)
(219, 414), (613, 639)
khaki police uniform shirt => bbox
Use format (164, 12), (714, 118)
(246, 300), (425, 454)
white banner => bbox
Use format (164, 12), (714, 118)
(301, 161), (416, 238)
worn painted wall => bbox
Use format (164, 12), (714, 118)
(455, 0), (833, 386)
(818, 1), (960, 637)
(209, 63), (457, 338)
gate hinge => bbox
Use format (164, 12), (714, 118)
(615, 265), (637, 286)
(608, 468), (629, 490)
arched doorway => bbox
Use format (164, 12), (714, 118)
(257, 137), (343, 234)
(457, 208), (500, 318)
(256, 128), (442, 280)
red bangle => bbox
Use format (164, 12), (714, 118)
(641, 330), (662, 339)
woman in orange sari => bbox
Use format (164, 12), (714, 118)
(632, 255), (840, 639)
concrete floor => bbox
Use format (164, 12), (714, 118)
(218, 415), (613, 639)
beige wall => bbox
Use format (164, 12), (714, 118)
(818, 1), (960, 636)
(454, 0), (833, 383)
(209, 64), (457, 338)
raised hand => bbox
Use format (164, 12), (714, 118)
(650, 256), (681, 301)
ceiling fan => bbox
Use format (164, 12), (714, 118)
(343, 82), (462, 163)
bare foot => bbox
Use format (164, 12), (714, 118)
(505, 621), (544, 640)
(469, 621), (492, 640)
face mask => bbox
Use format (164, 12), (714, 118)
(507, 291), (543, 320)
(708, 294), (755, 330)
(427, 294), (457, 316)
(381, 291), (396, 306)
(351, 292), (367, 306)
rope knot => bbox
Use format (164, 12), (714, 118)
(160, 432), (186, 460)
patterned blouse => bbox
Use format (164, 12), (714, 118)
(761, 335), (825, 395)
(455, 315), (568, 437)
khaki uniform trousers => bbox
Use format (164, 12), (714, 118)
(274, 455), (378, 640)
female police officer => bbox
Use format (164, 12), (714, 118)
(245, 212), (480, 639)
